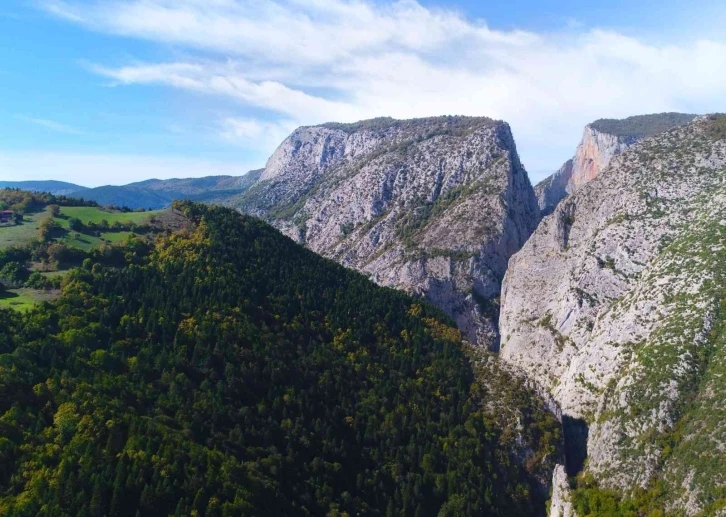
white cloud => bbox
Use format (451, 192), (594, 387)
(217, 117), (298, 150)
(91, 62), (359, 122)
(17, 115), (85, 135)
(0, 151), (256, 187)
(40, 0), (726, 181)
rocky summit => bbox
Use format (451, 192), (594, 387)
(535, 113), (696, 215)
(500, 115), (726, 515)
(235, 116), (541, 349)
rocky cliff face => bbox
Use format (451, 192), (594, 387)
(534, 127), (633, 214)
(535, 113), (697, 214)
(549, 465), (576, 517)
(236, 116), (541, 349)
(500, 115), (726, 513)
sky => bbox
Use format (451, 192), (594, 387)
(2, 0), (726, 187)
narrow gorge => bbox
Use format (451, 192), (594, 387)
(231, 113), (726, 515)
(535, 113), (696, 215)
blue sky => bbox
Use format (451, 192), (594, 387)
(2, 0), (726, 186)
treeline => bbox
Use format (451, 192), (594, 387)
(0, 236), (148, 291)
(0, 202), (545, 517)
(65, 217), (152, 234)
(0, 188), (152, 216)
(0, 189), (98, 214)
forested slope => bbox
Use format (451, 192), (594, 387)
(0, 201), (559, 517)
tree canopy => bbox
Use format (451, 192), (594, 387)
(0, 201), (555, 517)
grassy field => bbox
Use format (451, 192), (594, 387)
(0, 208), (52, 249)
(39, 270), (70, 279)
(0, 206), (163, 251)
(59, 206), (160, 225)
(0, 288), (59, 311)
(56, 230), (135, 250)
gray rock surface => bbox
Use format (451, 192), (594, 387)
(500, 115), (726, 513)
(549, 465), (576, 517)
(237, 116), (541, 349)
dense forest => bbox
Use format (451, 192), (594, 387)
(0, 201), (559, 517)
(588, 113), (696, 139)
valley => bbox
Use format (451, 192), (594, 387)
(1, 112), (725, 516)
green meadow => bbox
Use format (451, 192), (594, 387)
(0, 206), (163, 251)
(0, 288), (59, 311)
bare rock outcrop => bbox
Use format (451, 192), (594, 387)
(549, 465), (576, 517)
(535, 113), (696, 214)
(500, 115), (726, 513)
(236, 116), (541, 349)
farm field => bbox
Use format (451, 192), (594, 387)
(0, 193), (175, 311)
(0, 208), (52, 249)
(0, 206), (163, 250)
(58, 206), (160, 225)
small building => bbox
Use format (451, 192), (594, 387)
(0, 210), (14, 223)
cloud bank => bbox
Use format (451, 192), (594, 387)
(40, 0), (726, 180)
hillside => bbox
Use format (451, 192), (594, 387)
(69, 170), (264, 209)
(0, 189), (164, 252)
(589, 112), (698, 139)
(0, 172), (264, 210)
(234, 115), (541, 349)
(535, 113), (697, 214)
(0, 180), (87, 196)
(0, 201), (561, 517)
(500, 115), (726, 515)
(0, 189), (173, 311)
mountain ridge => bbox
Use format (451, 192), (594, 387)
(0, 180), (87, 196)
(535, 113), (697, 215)
(0, 171), (264, 210)
(233, 115), (540, 349)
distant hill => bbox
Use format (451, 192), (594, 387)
(0, 172), (264, 210)
(589, 112), (697, 139)
(69, 169), (264, 209)
(0, 180), (87, 196)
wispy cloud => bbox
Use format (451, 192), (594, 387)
(38, 0), (726, 178)
(217, 117), (298, 150)
(17, 115), (85, 135)
(89, 62), (359, 122)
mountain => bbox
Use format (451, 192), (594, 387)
(70, 170), (263, 209)
(234, 116), (541, 349)
(0, 180), (87, 196)
(0, 200), (560, 516)
(499, 115), (726, 515)
(535, 113), (697, 215)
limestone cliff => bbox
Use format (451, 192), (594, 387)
(535, 113), (696, 214)
(500, 115), (726, 514)
(235, 116), (541, 349)
(549, 465), (576, 517)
